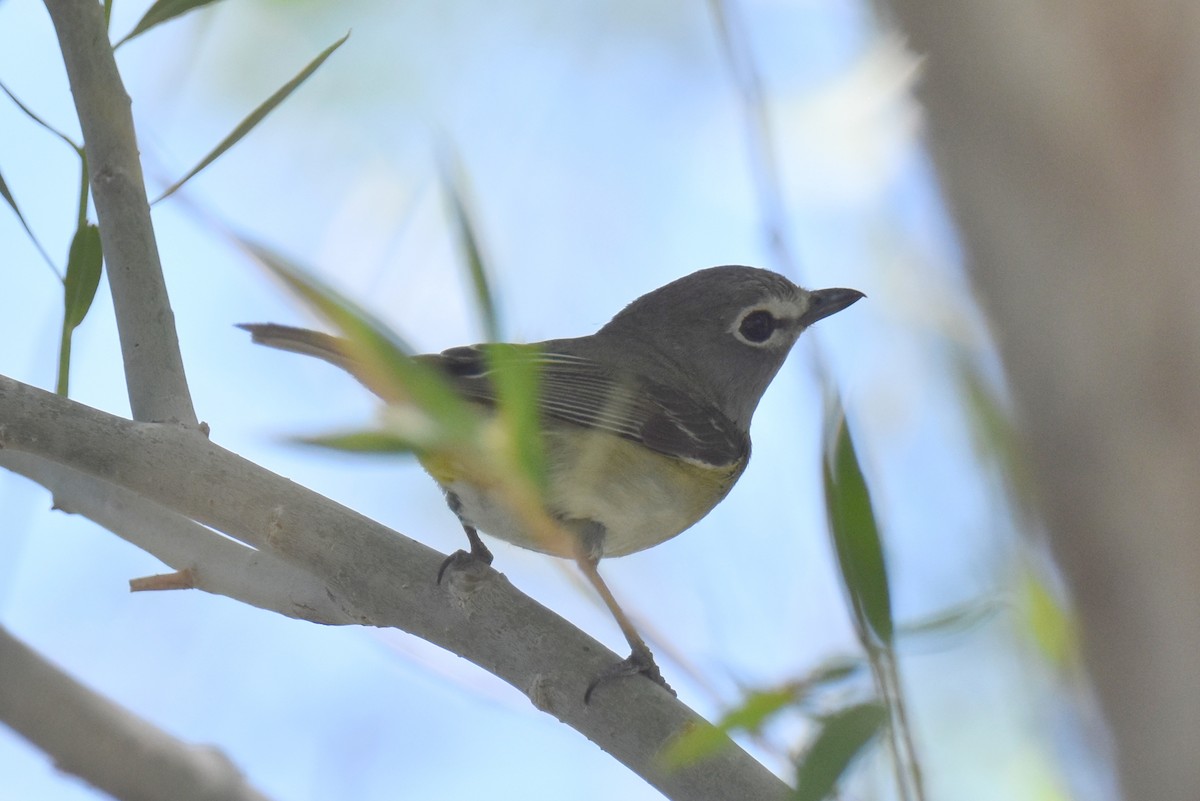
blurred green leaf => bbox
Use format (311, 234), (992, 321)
(823, 414), (894, 646)
(439, 157), (546, 493)
(958, 357), (1012, 457)
(955, 352), (1035, 511)
(240, 239), (478, 443)
(721, 687), (802, 732)
(662, 687), (799, 769)
(441, 155), (500, 343)
(793, 701), (887, 801)
(662, 655), (872, 770)
(1021, 567), (1078, 668)
(154, 32), (349, 203)
(0, 166), (59, 278)
(116, 0), (227, 47)
(295, 429), (418, 455)
(660, 722), (731, 770)
(896, 597), (1002, 644)
(484, 343), (546, 493)
(56, 223), (104, 396)
(798, 657), (864, 695)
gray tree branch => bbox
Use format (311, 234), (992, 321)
(44, 0), (197, 426)
(0, 451), (357, 624)
(0, 624), (275, 801)
(0, 374), (791, 801)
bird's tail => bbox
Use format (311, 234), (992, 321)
(237, 322), (379, 394)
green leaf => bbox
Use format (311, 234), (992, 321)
(56, 223), (104, 396)
(154, 32), (349, 203)
(896, 596), (1001, 644)
(294, 429), (418, 455)
(63, 224), (103, 329)
(441, 154), (500, 343)
(797, 657), (864, 697)
(239, 240), (478, 443)
(116, 0), (227, 47)
(661, 656), (870, 770)
(1020, 568), (1078, 668)
(955, 352), (1034, 508)
(438, 161), (546, 495)
(720, 687), (801, 733)
(0, 166), (60, 278)
(0, 79), (82, 151)
(823, 412), (894, 646)
(659, 721), (732, 770)
(0, 80), (88, 276)
(661, 687), (799, 769)
(484, 343), (546, 493)
(793, 701), (887, 801)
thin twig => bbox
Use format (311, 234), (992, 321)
(1, 450), (358, 624)
(882, 648), (926, 800)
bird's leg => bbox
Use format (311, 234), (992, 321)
(436, 491), (495, 584)
(575, 553), (676, 703)
(437, 523), (494, 584)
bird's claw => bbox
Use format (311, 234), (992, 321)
(436, 548), (492, 584)
(584, 644), (675, 703)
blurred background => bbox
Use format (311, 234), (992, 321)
(0, 1), (1106, 799)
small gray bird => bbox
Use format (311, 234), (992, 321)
(242, 265), (862, 698)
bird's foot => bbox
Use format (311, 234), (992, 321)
(584, 643), (675, 703)
(437, 526), (494, 585)
(436, 548), (494, 585)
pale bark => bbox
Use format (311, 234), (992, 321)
(882, 4), (1200, 798)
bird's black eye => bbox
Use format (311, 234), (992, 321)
(738, 309), (777, 343)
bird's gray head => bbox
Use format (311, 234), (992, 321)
(597, 265), (863, 430)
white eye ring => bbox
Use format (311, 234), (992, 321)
(730, 299), (799, 347)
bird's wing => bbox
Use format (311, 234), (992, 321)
(424, 345), (747, 467)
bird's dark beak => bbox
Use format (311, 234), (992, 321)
(798, 287), (865, 327)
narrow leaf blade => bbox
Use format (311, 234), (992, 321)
(239, 239), (478, 443)
(0, 166), (60, 276)
(793, 702), (887, 801)
(796, 657), (864, 699)
(485, 343), (546, 494)
(441, 155), (500, 343)
(437, 168), (547, 497)
(56, 223), (104, 396)
(0, 79), (81, 151)
(295, 430), (419, 455)
(1020, 568), (1078, 668)
(823, 413), (894, 645)
(155, 33), (349, 202)
(720, 687), (801, 733)
(661, 686), (798, 769)
(660, 721), (733, 770)
(63, 224), (103, 330)
(116, 0), (227, 46)
(896, 597), (1001, 644)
